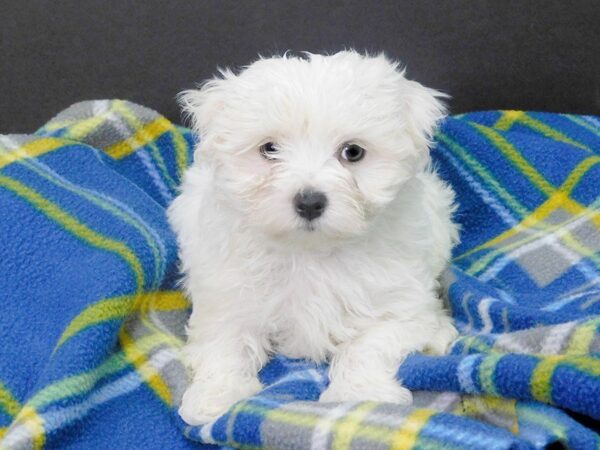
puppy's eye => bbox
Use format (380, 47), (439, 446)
(260, 142), (279, 160)
(340, 143), (366, 163)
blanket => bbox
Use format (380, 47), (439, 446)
(0, 100), (598, 450)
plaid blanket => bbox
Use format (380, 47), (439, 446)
(0, 100), (598, 450)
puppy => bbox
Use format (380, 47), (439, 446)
(168, 51), (459, 425)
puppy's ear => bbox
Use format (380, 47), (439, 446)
(177, 70), (233, 139)
(402, 79), (448, 152)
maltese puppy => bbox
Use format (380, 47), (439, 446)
(168, 50), (459, 425)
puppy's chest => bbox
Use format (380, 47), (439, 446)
(265, 251), (404, 329)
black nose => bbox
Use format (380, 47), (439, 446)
(294, 190), (328, 221)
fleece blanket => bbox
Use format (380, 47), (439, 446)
(0, 100), (599, 450)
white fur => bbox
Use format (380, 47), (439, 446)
(168, 51), (459, 425)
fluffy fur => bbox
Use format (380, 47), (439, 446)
(168, 50), (459, 425)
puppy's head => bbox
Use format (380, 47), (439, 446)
(180, 51), (446, 244)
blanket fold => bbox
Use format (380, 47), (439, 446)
(0, 101), (598, 450)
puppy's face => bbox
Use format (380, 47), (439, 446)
(181, 51), (445, 244)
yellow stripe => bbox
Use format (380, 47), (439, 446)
(260, 402), (397, 443)
(463, 191), (600, 275)
(518, 405), (568, 443)
(475, 124), (555, 196)
(478, 354), (501, 396)
(560, 156), (600, 193)
(19, 406), (45, 450)
(8, 332), (180, 446)
(140, 290), (189, 312)
(3, 149), (165, 285)
(111, 101), (179, 190)
(56, 291), (188, 350)
(56, 296), (131, 349)
(171, 127), (190, 178)
(0, 383), (21, 418)
(460, 396), (519, 435)
(454, 162), (600, 266)
(437, 133), (530, 216)
(566, 317), (600, 354)
(240, 402), (439, 447)
(119, 328), (173, 405)
(390, 409), (435, 450)
(494, 110), (524, 131)
(131, 291), (188, 351)
(332, 402), (379, 450)
(519, 113), (592, 152)
(0, 175), (145, 291)
(58, 114), (107, 141)
(0, 138), (66, 169)
(531, 354), (566, 404)
(531, 354), (600, 404)
(31, 333), (172, 411)
(104, 117), (173, 160)
(40, 103), (113, 134)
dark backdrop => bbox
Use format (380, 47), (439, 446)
(2, 0), (599, 133)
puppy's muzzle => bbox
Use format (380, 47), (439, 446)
(294, 190), (328, 221)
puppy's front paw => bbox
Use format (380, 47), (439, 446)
(179, 375), (262, 425)
(425, 316), (458, 355)
(319, 379), (412, 405)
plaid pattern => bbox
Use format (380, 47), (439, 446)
(0, 102), (599, 450)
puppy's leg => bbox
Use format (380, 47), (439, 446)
(425, 313), (458, 355)
(179, 307), (268, 425)
(320, 319), (441, 404)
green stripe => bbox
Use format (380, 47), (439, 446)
(473, 123), (555, 197)
(28, 353), (130, 409)
(0, 175), (145, 291)
(562, 114), (600, 142)
(519, 113), (592, 152)
(478, 354), (502, 396)
(517, 404), (569, 441)
(461, 195), (600, 276)
(171, 128), (190, 181)
(2, 149), (164, 286)
(0, 382), (21, 418)
(27, 331), (174, 410)
(437, 132), (530, 217)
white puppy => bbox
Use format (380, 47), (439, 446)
(168, 50), (459, 425)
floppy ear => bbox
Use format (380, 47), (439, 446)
(402, 79), (448, 152)
(177, 70), (233, 140)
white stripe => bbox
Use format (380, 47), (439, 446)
(24, 154), (168, 285)
(479, 215), (598, 283)
(310, 402), (358, 450)
(426, 392), (461, 411)
(494, 333), (531, 354)
(135, 149), (173, 202)
(541, 288), (600, 312)
(582, 115), (600, 128)
(106, 111), (173, 203)
(461, 293), (475, 334)
(278, 400), (411, 429)
(457, 354), (480, 394)
(0, 135), (18, 150)
(477, 297), (496, 333)
(2, 348), (177, 449)
(438, 151), (519, 227)
(92, 99), (111, 116)
(540, 321), (578, 354)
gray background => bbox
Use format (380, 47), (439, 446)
(1, 0), (599, 133)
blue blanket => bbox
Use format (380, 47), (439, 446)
(0, 101), (598, 449)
